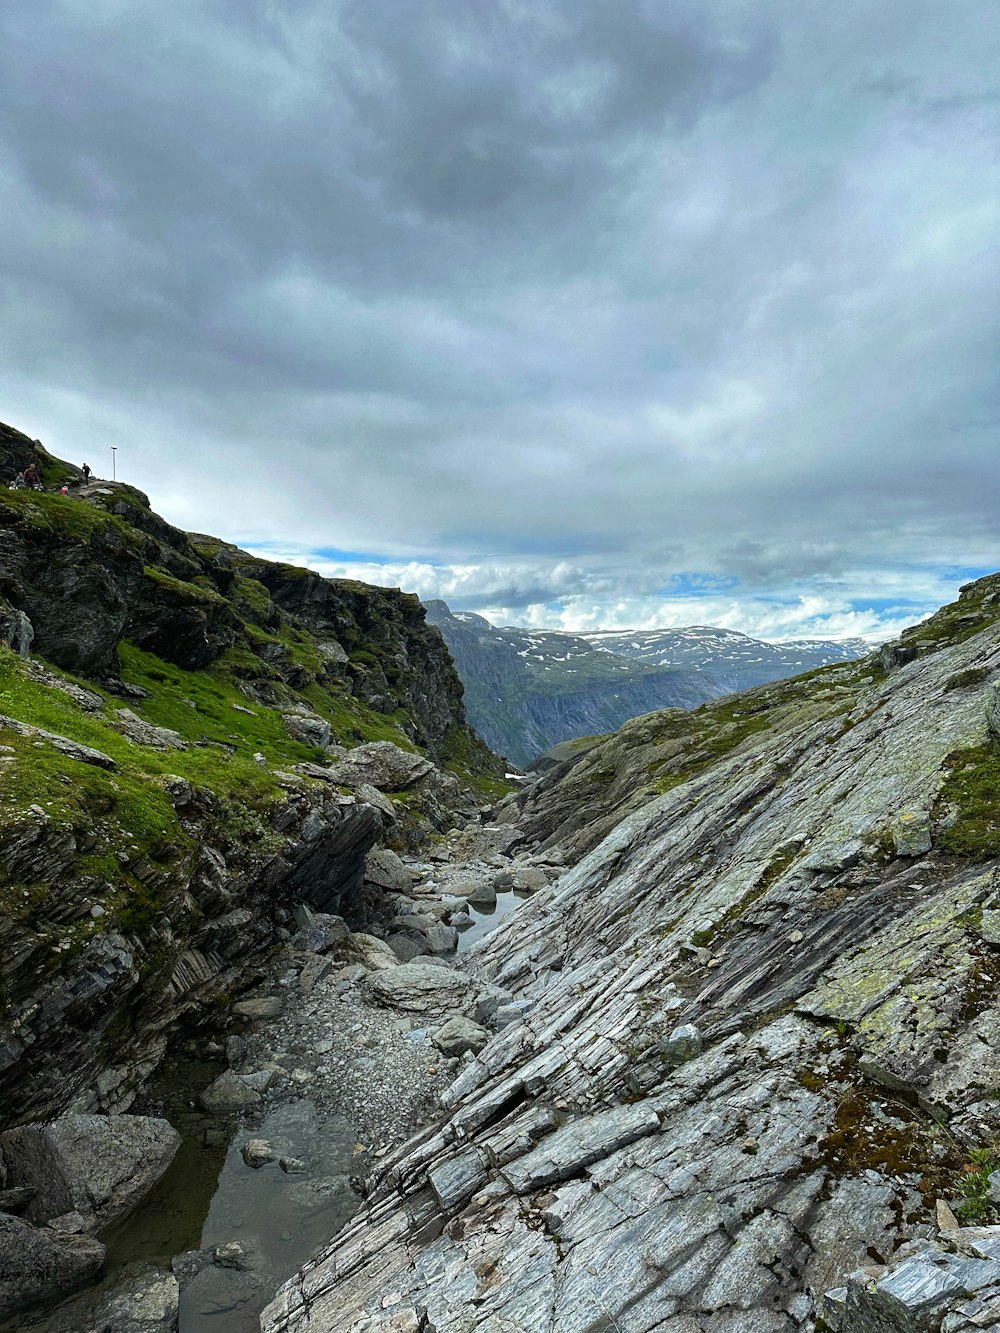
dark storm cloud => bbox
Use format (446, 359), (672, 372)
(0, 1), (997, 638)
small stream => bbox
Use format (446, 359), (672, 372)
(454, 887), (526, 952)
(17, 892), (528, 1332)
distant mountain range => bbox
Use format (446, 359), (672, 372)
(425, 600), (871, 767)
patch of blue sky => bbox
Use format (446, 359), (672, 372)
(313, 545), (435, 565)
(659, 572), (741, 597)
(847, 596), (927, 614)
(932, 564), (995, 584)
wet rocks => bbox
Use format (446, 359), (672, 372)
(0, 1113), (180, 1232)
(242, 1138), (277, 1168)
(0, 1213), (105, 1318)
(36, 1262), (180, 1333)
(199, 1070), (276, 1114)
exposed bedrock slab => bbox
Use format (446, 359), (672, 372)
(262, 604), (1000, 1330)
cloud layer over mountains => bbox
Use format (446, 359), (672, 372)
(1, 1), (996, 638)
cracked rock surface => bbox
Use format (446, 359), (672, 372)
(262, 577), (1000, 1332)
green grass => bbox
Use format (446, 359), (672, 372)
(143, 566), (226, 606)
(0, 489), (139, 546)
(955, 1148), (1000, 1222)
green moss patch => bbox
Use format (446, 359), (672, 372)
(935, 742), (1000, 858)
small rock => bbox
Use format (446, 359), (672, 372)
(241, 1139), (276, 1169)
(658, 1023), (703, 1067)
(430, 1016), (491, 1057)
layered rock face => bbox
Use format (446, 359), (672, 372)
(263, 574), (1000, 1331)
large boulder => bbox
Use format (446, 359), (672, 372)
(0, 1212), (105, 1317)
(0, 1114), (180, 1233)
(363, 963), (483, 1019)
(364, 846), (415, 892)
(324, 742), (434, 792)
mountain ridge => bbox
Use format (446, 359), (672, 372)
(427, 599), (868, 767)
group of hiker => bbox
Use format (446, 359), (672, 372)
(8, 461), (91, 492)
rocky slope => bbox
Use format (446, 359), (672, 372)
(425, 601), (719, 766)
(0, 418), (505, 1129)
(263, 572), (1000, 1332)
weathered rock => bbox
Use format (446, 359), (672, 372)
(890, 808), (933, 857)
(284, 711), (333, 749)
(386, 932), (425, 963)
(0, 715), (116, 768)
(113, 707), (187, 749)
(430, 1016), (491, 1057)
(364, 847), (414, 892)
(324, 742), (434, 792)
(423, 924), (459, 955)
(659, 1023), (703, 1066)
(0, 1212), (105, 1317)
(363, 964), (483, 1018)
(37, 1262), (180, 1332)
(338, 932), (400, 971)
(241, 1138), (276, 1168)
(0, 1114), (180, 1232)
(199, 1071), (273, 1113)
(458, 879), (497, 910)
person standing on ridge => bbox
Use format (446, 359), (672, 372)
(81, 462), (91, 483)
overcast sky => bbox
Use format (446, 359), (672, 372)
(1, 1), (997, 641)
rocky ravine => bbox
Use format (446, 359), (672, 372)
(262, 573), (1000, 1332)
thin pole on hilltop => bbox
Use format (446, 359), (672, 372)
(111, 446), (117, 482)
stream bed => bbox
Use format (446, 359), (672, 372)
(14, 889), (529, 1332)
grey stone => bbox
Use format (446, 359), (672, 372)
(428, 1149), (489, 1210)
(199, 1071), (267, 1113)
(985, 682), (1000, 739)
(890, 809), (933, 856)
(114, 707), (187, 750)
(386, 932), (425, 963)
(324, 742), (434, 792)
(460, 879), (497, 910)
(659, 1023), (703, 1066)
(430, 1016), (491, 1058)
(0, 1113), (180, 1232)
(0, 715), (116, 768)
(285, 711), (333, 748)
(511, 865), (549, 893)
(338, 932), (400, 971)
(364, 963), (482, 1018)
(40, 1262), (180, 1332)
(241, 1138), (276, 1168)
(0, 1212), (105, 1317)
(502, 1101), (662, 1193)
(423, 924), (459, 955)
(364, 847), (414, 892)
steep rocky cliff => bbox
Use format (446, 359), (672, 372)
(425, 600), (719, 766)
(0, 422), (504, 1127)
(265, 573), (1000, 1332)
